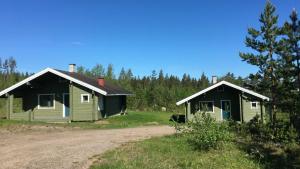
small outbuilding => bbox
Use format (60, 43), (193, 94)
(0, 64), (132, 122)
(176, 80), (269, 122)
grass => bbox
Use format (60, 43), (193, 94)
(90, 135), (261, 169)
(0, 111), (174, 130)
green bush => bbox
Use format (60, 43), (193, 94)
(179, 113), (232, 151)
(246, 115), (298, 144)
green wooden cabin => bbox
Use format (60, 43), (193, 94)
(0, 64), (132, 122)
(176, 80), (269, 122)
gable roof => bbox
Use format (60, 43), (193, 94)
(0, 68), (132, 97)
(176, 81), (269, 106)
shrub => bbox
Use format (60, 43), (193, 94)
(180, 113), (232, 151)
(246, 115), (298, 144)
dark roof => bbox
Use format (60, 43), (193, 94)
(56, 69), (132, 95)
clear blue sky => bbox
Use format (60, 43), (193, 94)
(0, 0), (299, 79)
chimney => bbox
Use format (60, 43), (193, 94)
(97, 77), (105, 87)
(69, 64), (76, 73)
(212, 76), (217, 84)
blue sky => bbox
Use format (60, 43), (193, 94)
(0, 0), (299, 79)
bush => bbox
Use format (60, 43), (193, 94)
(246, 115), (298, 144)
(179, 113), (232, 151)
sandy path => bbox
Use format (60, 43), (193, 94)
(0, 126), (175, 169)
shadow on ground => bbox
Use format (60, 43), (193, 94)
(170, 114), (186, 123)
(236, 138), (300, 169)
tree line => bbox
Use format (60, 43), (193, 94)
(0, 57), (28, 116)
(77, 64), (244, 112)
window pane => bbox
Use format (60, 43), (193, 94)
(40, 95), (54, 107)
(199, 102), (213, 112)
(81, 94), (89, 102)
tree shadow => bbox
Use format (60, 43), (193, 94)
(236, 138), (300, 169)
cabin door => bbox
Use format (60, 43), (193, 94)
(63, 93), (70, 117)
(221, 100), (231, 120)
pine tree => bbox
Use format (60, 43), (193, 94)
(106, 64), (115, 80)
(239, 1), (281, 122)
(119, 67), (126, 81)
(280, 9), (300, 118)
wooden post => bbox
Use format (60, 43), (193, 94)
(260, 100), (264, 123)
(92, 91), (96, 121)
(6, 94), (9, 120)
(7, 94), (14, 120)
(187, 102), (191, 122)
(239, 93), (244, 123)
(69, 82), (73, 122)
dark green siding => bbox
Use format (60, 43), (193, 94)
(6, 72), (127, 122)
(186, 85), (266, 122)
(104, 96), (126, 117)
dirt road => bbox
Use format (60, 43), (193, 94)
(0, 125), (174, 169)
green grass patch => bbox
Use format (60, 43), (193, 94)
(90, 135), (261, 169)
(0, 111), (174, 130)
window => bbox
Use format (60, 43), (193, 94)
(81, 94), (90, 103)
(199, 101), (214, 112)
(38, 94), (55, 109)
(251, 102), (258, 109)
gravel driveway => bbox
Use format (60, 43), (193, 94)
(0, 125), (174, 169)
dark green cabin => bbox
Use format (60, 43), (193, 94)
(0, 65), (132, 122)
(176, 81), (269, 122)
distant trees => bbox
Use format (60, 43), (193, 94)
(0, 57), (28, 117)
(75, 63), (244, 112)
(240, 1), (300, 124)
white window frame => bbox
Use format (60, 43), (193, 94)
(38, 93), (55, 109)
(250, 101), (259, 109)
(199, 101), (214, 113)
(81, 94), (90, 103)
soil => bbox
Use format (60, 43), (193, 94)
(0, 125), (174, 169)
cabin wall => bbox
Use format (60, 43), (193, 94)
(188, 85), (241, 121)
(104, 96), (126, 117)
(71, 83), (97, 121)
(14, 75), (70, 122)
(242, 94), (265, 122)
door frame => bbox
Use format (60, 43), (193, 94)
(63, 93), (70, 118)
(220, 100), (231, 120)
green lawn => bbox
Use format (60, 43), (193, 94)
(0, 111), (174, 130)
(90, 135), (261, 169)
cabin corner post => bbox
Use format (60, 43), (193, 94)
(6, 94), (9, 120)
(69, 81), (73, 122)
(239, 93), (244, 123)
(7, 94), (14, 120)
(186, 101), (191, 122)
(260, 100), (264, 123)
(92, 91), (96, 121)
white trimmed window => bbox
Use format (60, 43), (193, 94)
(199, 101), (214, 113)
(38, 94), (55, 109)
(81, 94), (90, 103)
(250, 102), (259, 109)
